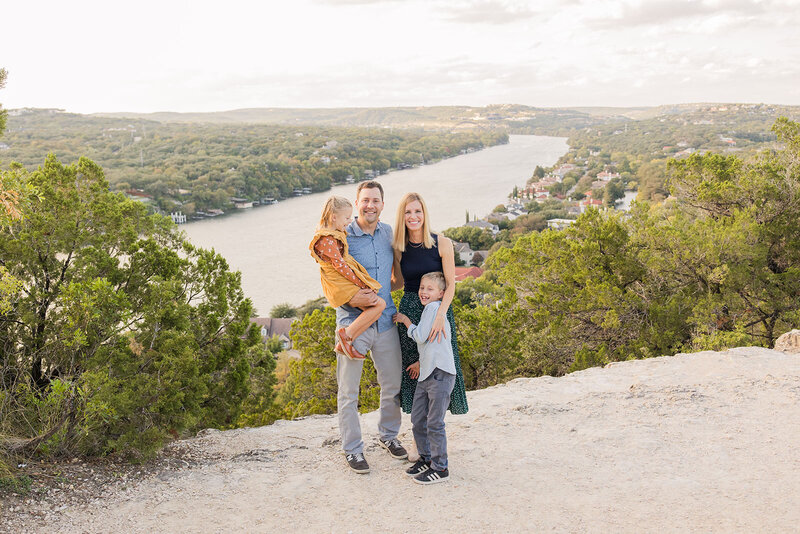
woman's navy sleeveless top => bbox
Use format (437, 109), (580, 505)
(400, 234), (442, 293)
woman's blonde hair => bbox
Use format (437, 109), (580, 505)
(393, 192), (435, 252)
(318, 195), (352, 230)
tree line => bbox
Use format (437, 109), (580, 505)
(2, 109), (507, 215)
(556, 104), (800, 203)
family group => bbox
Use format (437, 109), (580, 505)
(309, 181), (469, 484)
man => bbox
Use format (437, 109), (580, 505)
(337, 180), (407, 473)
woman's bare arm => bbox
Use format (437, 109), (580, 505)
(428, 235), (456, 342)
(391, 248), (404, 292)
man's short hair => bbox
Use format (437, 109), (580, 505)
(356, 180), (384, 201)
(421, 271), (446, 291)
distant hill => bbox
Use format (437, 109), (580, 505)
(94, 106), (479, 127)
(93, 102), (800, 134)
(93, 104), (602, 132)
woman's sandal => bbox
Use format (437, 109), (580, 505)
(336, 327), (366, 360)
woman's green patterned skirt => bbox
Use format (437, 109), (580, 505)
(397, 292), (469, 415)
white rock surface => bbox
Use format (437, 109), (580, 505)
(774, 329), (800, 353)
(31, 347), (800, 533)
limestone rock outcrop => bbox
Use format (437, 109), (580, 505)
(774, 329), (800, 353)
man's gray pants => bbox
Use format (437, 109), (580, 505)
(411, 367), (456, 471)
(337, 324), (402, 455)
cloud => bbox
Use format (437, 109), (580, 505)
(313, 0), (403, 4)
(588, 0), (772, 29)
(438, 0), (540, 24)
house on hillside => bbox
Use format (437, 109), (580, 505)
(250, 317), (295, 350)
(596, 171), (620, 181)
(452, 241), (474, 264)
(465, 220), (499, 235)
(552, 164), (577, 178)
(125, 189), (153, 203)
(581, 198), (604, 212)
(470, 250), (488, 266)
(231, 197), (254, 209)
(546, 218), (575, 230)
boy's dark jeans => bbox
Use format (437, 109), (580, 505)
(411, 367), (456, 471)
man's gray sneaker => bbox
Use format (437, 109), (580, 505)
(405, 459), (430, 477)
(378, 438), (408, 460)
(346, 453), (370, 474)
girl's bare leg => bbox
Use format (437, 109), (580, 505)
(344, 298), (386, 341)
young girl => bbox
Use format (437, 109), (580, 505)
(309, 195), (385, 360)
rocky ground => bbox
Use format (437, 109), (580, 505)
(2, 346), (799, 533)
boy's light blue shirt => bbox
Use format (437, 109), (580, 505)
(407, 300), (456, 382)
(335, 218), (397, 333)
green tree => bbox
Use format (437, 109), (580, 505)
(0, 155), (268, 459)
(509, 213), (547, 235)
(660, 118), (800, 347)
(442, 226), (495, 250)
(602, 179), (625, 207)
(479, 118), (800, 377)
(296, 296), (326, 318)
(490, 208), (685, 375)
(270, 302), (297, 318)
(272, 307), (379, 419)
(456, 293), (525, 389)
(636, 159), (669, 201)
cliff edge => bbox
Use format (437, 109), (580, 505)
(9, 347), (800, 533)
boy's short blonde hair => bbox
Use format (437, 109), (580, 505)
(420, 271), (446, 291)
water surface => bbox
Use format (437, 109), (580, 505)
(183, 134), (568, 314)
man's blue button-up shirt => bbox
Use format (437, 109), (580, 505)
(336, 218), (397, 332)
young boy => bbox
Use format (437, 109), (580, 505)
(393, 271), (456, 485)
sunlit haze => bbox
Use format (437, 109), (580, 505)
(2, 0), (799, 112)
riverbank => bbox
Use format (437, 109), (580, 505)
(182, 135), (568, 314)
(3, 346), (798, 532)
(181, 146), (505, 225)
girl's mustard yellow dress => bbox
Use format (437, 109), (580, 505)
(309, 228), (381, 308)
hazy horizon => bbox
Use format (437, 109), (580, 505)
(9, 101), (796, 116)
(2, 0), (799, 114)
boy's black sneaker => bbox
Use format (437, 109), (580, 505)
(345, 453), (370, 474)
(413, 467), (449, 485)
(378, 438), (408, 460)
(405, 459), (430, 477)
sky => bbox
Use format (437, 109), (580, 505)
(1, 0), (799, 113)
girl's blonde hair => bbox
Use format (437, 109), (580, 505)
(393, 192), (435, 252)
(319, 195), (352, 230)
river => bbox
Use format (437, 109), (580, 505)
(182, 134), (568, 315)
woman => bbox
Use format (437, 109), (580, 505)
(392, 192), (468, 416)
